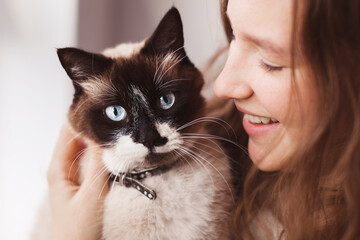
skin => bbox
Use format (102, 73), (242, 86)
(214, 0), (318, 171)
(47, 122), (109, 240)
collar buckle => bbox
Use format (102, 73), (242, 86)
(109, 162), (176, 200)
(110, 170), (158, 200)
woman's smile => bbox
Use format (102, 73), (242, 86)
(235, 104), (280, 137)
(242, 114), (280, 138)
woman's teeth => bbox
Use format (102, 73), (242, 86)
(244, 114), (279, 124)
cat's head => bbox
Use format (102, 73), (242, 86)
(57, 7), (205, 173)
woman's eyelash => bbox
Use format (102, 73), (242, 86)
(260, 59), (283, 72)
(230, 32), (235, 41)
(228, 29), (235, 41)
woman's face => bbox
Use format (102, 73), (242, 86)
(214, 0), (318, 171)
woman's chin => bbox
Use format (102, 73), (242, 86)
(248, 139), (286, 172)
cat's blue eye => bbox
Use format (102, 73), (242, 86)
(105, 105), (127, 121)
(159, 92), (175, 110)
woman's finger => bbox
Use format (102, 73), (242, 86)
(78, 145), (109, 199)
(47, 122), (86, 188)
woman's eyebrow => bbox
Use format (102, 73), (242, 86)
(225, 12), (291, 60)
(244, 33), (290, 60)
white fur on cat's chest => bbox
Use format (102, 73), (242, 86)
(102, 165), (217, 240)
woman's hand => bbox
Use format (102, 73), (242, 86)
(47, 122), (109, 240)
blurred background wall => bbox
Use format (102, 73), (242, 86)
(0, 0), (226, 239)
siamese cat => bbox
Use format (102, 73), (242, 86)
(34, 7), (234, 240)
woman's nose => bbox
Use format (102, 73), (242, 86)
(213, 57), (253, 100)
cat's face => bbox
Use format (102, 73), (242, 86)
(57, 8), (204, 173)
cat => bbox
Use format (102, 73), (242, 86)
(34, 7), (234, 240)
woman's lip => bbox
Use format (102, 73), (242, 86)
(234, 105), (258, 117)
(233, 102), (280, 137)
(242, 116), (280, 137)
(234, 103), (273, 119)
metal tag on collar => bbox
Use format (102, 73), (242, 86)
(120, 174), (157, 200)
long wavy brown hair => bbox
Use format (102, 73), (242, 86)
(217, 0), (360, 239)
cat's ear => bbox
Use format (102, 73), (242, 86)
(143, 7), (185, 55)
(57, 47), (113, 81)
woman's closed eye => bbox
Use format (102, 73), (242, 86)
(260, 58), (283, 72)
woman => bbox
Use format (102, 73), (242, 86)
(48, 0), (360, 239)
(214, 0), (360, 239)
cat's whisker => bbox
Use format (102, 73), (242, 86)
(176, 146), (206, 176)
(182, 136), (225, 156)
(67, 143), (113, 181)
(180, 133), (248, 154)
(81, 146), (113, 188)
(183, 139), (226, 161)
(182, 138), (246, 169)
(180, 134), (249, 169)
(111, 168), (120, 190)
(153, 57), (159, 84)
(71, 97), (94, 116)
(177, 117), (237, 140)
(183, 141), (230, 168)
(182, 141), (231, 175)
(65, 131), (84, 146)
(89, 92), (120, 103)
(183, 134), (248, 168)
(71, 93), (114, 116)
(178, 145), (235, 203)
(153, 46), (185, 85)
(88, 165), (109, 190)
(98, 173), (112, 199)
(155, 47), (186, 86)
(153, 57), (164, 85)
(157, 83), (183, 91)
(67, 145), (94, 180)
(110, 159), (133, 190)
(80, 74), (118, 96)
(112, 161), (127, 190)
(157, 78), (189, 91)
(181, 136), (249, 156)
(74, 165), (107, 207)
(173, 149), (196, 175)
(154, 56), (166, 86)
(176, 145), (216, 190)
(156, 55), (188, 85)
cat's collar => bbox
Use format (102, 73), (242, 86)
(109, 162), (176, 200)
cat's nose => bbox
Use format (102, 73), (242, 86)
(141, 130), (168, 149)
(136, 121), (168, 149)
(152, 135), (168, 147)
